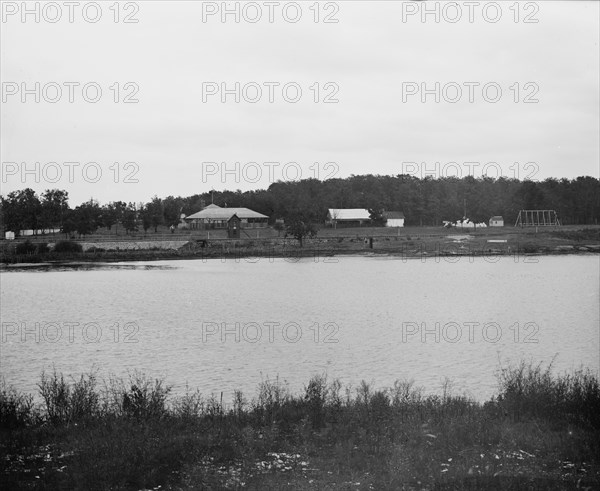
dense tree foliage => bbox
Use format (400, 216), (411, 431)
(285, 212), (319, 247)
(172, 175), (599, 227)
(1, 175), (598, 236)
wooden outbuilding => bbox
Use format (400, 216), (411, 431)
(227, 214), (241, 239)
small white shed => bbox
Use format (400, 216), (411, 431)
(383, 211), (405, 227)
(489, 216), (504, 227)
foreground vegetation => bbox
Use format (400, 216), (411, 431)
(1, 363), (599, 490)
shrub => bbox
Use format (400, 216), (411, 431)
(172, 385), (204, 420)
(497, 361), (600, 428)
(15, 240), (37, 255)
(39, 370), (70, 424)
(70, 371), (101, 420)
(38, 368), (100, 425)
(36, 242), (49, 254)
(54, 240), (83, 253)
(370, 390), (391, 419)
(87, 246), (106, 253)
(304, 374), (328, 429)
(232, 389), (247, 420)
(121, 371), (171, 420)
(391, 379), (422, 407)
(204, 393), (224, 419)
(0, 381), (37, 428)
(255, 375), (290, 425)
(327, 378), (344, 410)
(356, 380), (372, 407)
(102, 372), (171, 419)
(519, 243), (539, 254)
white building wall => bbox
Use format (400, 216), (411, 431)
(18, 228), (61, 236)
(385, 219), (405, 227)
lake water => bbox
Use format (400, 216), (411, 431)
(1, 255), (598, 402)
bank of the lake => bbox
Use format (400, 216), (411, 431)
(1, 226), (599, 265)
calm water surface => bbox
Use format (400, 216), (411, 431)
(1, 255), (598, 401)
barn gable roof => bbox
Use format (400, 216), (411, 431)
(328, 209), (371, 220)
(186, 205), (268, 220)
(383, 211), (405, 219)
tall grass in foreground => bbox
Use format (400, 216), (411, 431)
(1, 363), (599, 490)
(36, 368), (173, 423)
(497, 360), (600, 428)
(2, 362), (599, 431)
(0, 381), (37, 428)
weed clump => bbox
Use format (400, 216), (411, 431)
(15, 240), (37, 255)
(53, 240), (83, 253)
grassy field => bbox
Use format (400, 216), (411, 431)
(5, 223), (600, 241)
(1, 363), (599, 490)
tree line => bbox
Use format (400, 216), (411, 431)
(1, 175), (598, 237)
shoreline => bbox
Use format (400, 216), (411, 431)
(1, 245), (599, 268)
(2, 226), (598, 266)
(0, 242), (600, 270)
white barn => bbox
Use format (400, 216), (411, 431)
(327, 209), (371, 228)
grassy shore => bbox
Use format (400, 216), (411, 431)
(1, 226), (599, 265)
(1, 363), (599, 490)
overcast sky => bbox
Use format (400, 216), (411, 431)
(1, 0), (599, 206)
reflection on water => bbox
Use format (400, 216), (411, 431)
(1, 255), (598, 402)
(1, 263), (178, 273)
